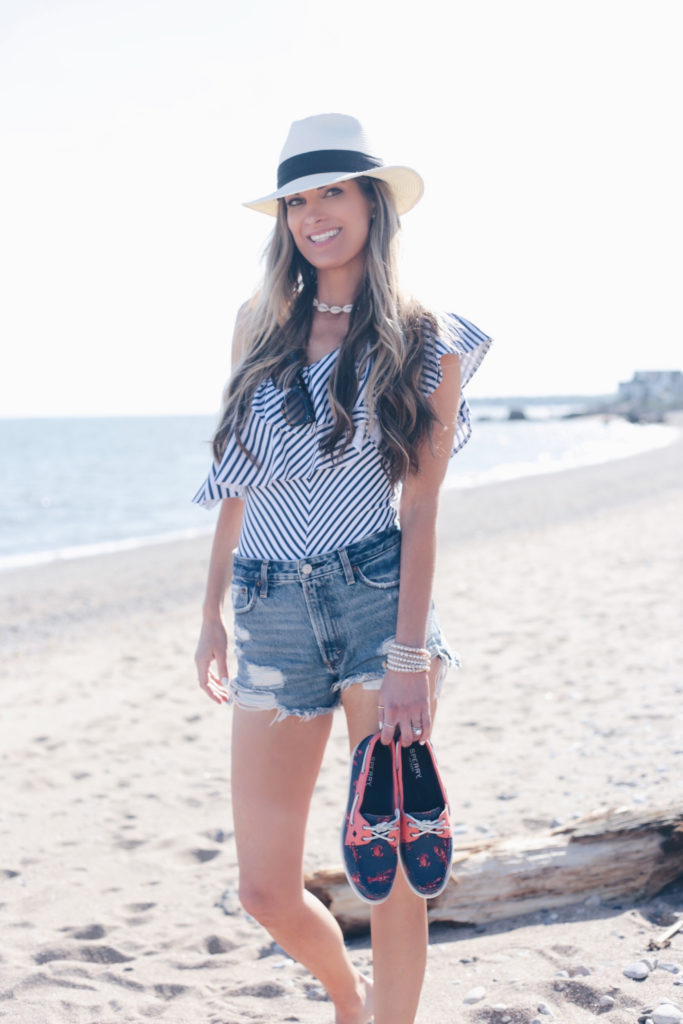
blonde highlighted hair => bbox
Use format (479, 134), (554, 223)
(213, 177), (441, 485)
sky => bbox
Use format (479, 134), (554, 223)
(1, 0), (681, 416)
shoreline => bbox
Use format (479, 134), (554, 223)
(2, 415), (680, 576)
(1, 422), (681, 659)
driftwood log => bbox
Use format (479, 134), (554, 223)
(305, 804), (683, 937)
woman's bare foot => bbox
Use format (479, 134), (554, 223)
(335, 971), (373, 1023)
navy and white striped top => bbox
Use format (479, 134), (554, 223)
(193, 313), (491, 559)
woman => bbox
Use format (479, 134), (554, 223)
(194, 113), (491, 1024)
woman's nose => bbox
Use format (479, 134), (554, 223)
(304, 197), (324, 222)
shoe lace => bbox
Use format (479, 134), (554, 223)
(405, 814), (449, 839)
(364, 817), (399, 845)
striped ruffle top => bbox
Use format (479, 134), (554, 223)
(193, 313), (492, 559)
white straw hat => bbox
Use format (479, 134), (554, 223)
(243, 113), (424, 217)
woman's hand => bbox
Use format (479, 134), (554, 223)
(195, 617), (230, 705)
(378, 669), (432, 747)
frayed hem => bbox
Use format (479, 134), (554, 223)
(336, 672), (384, 693)
(228, 681), (337, 725)
(269, 703), (337, 724)
(427, 644), (459, 698)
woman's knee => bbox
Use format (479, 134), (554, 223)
(238, 878), (301, 927)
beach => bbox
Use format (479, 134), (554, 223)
(1, 426), (682, 1024)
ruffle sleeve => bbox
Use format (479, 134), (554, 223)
(192, 401), (315, 509)
(192, 313), (492, 509)
(421, 312), (492, 456)
(192, 350), (372, 510)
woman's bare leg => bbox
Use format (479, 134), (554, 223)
(342, 662), (441, 1024)
(231, 706), (372, 1024)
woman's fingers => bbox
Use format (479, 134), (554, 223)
(409, 710), (432, 746)
(213, 644), (229, 682)
(378, 670), (432, 744)
(206, 669), (230, 705)
(379, 720), (398, 745)
(397, 710), (428, 746)
(198, 666), (230, 705)
(378, 705), (432, 746)
(195, 620), (230, 705)
(197, 663), (225, 705)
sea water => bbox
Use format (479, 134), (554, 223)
(0, 406), (678, 570)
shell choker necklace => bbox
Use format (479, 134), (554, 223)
(313, 297), (353, 315)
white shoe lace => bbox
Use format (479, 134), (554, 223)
(405, 813), (448, 837)
(365, 813), (399, 842)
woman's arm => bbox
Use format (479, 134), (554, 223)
(194, 305), (250, 704)
(195, 497), (244, 704)
(379, 353), (462, 745)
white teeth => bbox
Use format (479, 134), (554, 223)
(310, 228), (340, 243)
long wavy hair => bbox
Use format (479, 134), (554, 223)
(212, 177), (442, 485)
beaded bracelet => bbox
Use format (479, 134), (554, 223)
(392, 642), (430, 655)
(386, 641), (431, 674)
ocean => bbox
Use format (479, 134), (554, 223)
(0, 404), (678, 570)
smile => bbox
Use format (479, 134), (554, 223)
(309, 228), (341, 243)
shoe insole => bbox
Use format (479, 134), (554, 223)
(401, 744), (442, 816)
(359, 741), (394, 817)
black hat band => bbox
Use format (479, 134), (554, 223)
(277, 149), (382, 190)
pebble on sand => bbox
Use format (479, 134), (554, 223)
(652, 1005), (683, 1024)
(599, 995), (616, 1009)
(624, 960), (655, 980)
(463, 986), (486, 1004)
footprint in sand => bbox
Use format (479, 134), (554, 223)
(173, 848), (222, 865)
(99, 970), (145, 992)
(205, 935), (238, 955)
(122, 901), (156, 926)
(203, 828), (233, 843)
(59, 924), (107, 940)
(34, 945), (133, 965)
(22, 970), (98, 991)
(115, 838), (146, 851)
(153, 982), (189, 999)
(229, 981), (288, 998)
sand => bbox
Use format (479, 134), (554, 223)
(1, 422), (682, 1024)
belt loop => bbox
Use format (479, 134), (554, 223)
(338, 547), (355, 586)
(260, 560), (269, 598)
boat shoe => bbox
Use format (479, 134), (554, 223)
(341, 733), (400, 904)
(396, 739), (453, 898)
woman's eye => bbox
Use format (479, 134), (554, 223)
(286, 196), (304, 208)
(324, 187), (342, 197)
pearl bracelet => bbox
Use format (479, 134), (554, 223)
(386, 641), (431, 674)
(391, 642), (430, 657)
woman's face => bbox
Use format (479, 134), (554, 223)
(285, 178), (374, 277)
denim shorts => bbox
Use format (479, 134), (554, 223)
(228, 527), (458, 722)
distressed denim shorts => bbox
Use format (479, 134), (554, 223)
(228, 527), (458, 722)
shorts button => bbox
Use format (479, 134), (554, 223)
(301, 563), (312, 575)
